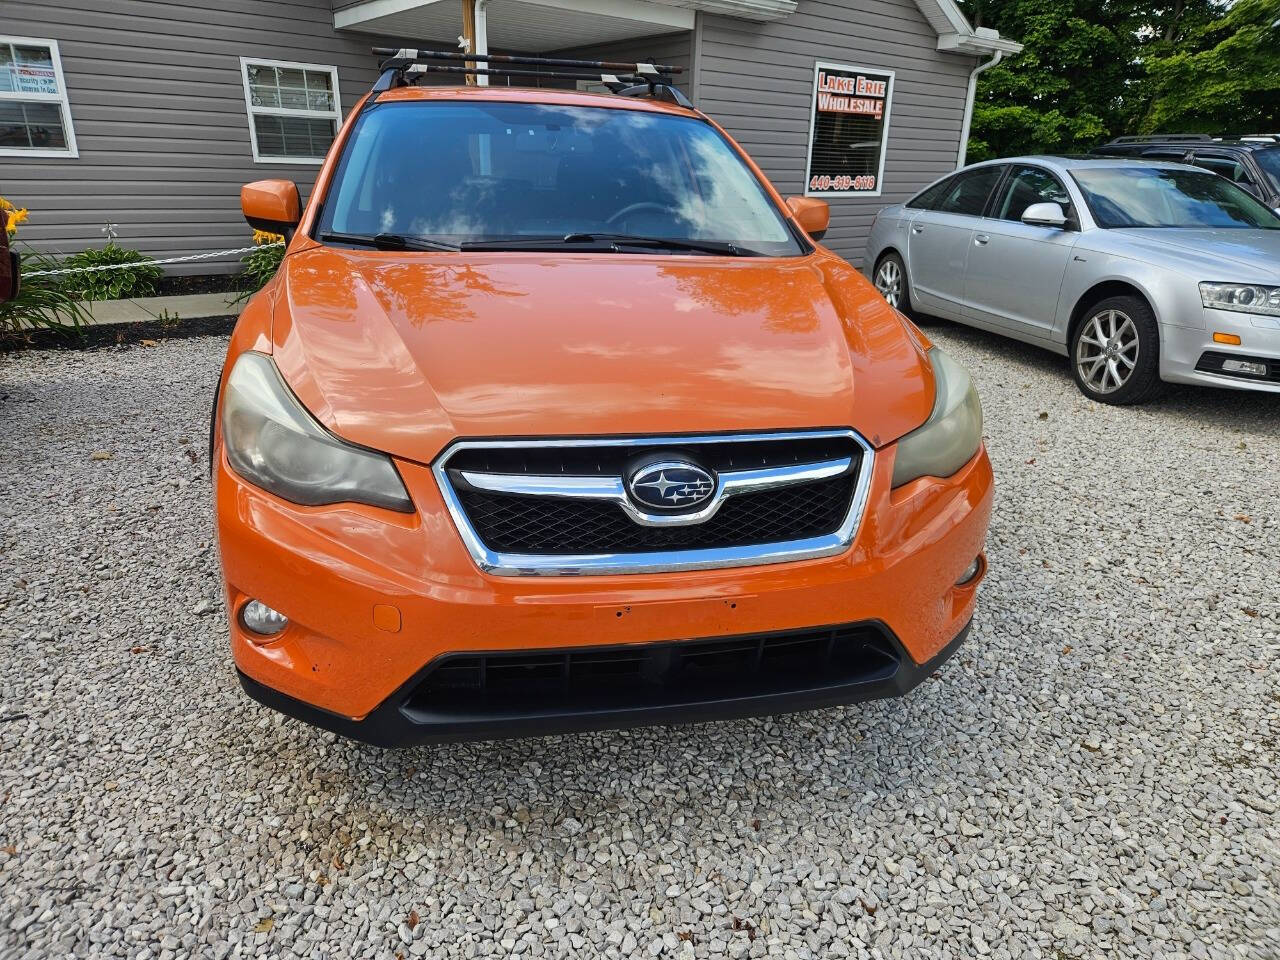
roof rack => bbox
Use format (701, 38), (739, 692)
(369, 48), (691, 108)
(1108, 134), (1213, 144)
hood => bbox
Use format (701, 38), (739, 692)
(1105, 228), (1280, 281)
(269, 246), (935, 464)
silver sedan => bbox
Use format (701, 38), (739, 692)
(865, 156), (1280, 403)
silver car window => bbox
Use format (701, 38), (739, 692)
(933, 166), (1004, 217)
(994, 166), (1072, 221)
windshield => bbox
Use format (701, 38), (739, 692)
(1253, 147), (1280, 194)
(317, 101), (803, 256)
(1071, 166), (1280, 229)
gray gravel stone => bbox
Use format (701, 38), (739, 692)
(1, 326), (1278, 959)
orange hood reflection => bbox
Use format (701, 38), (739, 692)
(269, 246), (936, 465)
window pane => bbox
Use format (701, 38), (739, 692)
(304, 70), (333, 92)
(1, 42), (60, 95)
(1072, 167), (1280, 229)
(276, 67), (308, 109)
(1193, 155), (1254, 184)
(0, 101), (67, 149)
(249, 83), (280, 109)
(907, 176), (954, 210)
(936, 166), (1004, 216)
(995, 166), (1071, 221)
(320, 102), (802, 254)
(253, 114), (334, 159)
(304, 71), (334, 112)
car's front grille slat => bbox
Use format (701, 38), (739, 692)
(403, 622), (900, 717)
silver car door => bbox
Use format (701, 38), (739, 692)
(906, 165), (1006, 318)
(964, 164), (1078, 337)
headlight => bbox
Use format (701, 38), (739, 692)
(892, 347), (983, 487)
(221, 351), (413, 512)
(1200, 281), (1280, 317)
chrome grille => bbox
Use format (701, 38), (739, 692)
(433, 430), (875, 576)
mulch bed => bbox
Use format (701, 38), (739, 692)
(0, 314), (237, 353)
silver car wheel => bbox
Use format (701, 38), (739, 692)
(1076, 308), (1139, 394)
(875, 259), (902, 307)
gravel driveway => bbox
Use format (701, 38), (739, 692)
(1, 325), (1277, 960)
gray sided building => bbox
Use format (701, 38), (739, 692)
(2, 0), (1018, 273)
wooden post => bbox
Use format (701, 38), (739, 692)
(461, 0), (477, 86)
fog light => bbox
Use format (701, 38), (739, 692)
(241, 599), (288, 637)
(1222, 358), (1267, 376)
(957, 556), (982, 585)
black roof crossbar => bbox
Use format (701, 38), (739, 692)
(369, 47), (691, 107)
(1108, 134), (1213, 144)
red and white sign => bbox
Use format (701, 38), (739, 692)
(805, 61), (895, 198)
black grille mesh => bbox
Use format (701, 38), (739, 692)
(406, 623), (897, 715)
(456, 474), (855, 554)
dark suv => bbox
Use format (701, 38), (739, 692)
(1092, 135), (1280, 212)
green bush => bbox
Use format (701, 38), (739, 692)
(0, 248), (91, 333)
(231, 238), (286, 304)
(59, 243), (164, 302)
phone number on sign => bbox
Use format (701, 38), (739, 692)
(809, 175), (877, 192)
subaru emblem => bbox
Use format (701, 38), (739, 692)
(627, 460), (717, 511)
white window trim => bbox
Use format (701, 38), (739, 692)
(803, 61), (895, 200)
(239, 56), (342, 165)
(0, 35), (78, 159)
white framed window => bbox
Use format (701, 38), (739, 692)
(240, 57), (341, 164)
(0, 36), (78, 158)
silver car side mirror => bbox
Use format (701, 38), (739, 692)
(1022, 202), (1068, 228)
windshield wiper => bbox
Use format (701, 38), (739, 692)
(460, 233), (762, 256)
(320, 231), (459, 252)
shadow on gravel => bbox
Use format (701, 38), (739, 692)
(0, 315), (236, 353)
(240, 663), (993, 829)
(915, 312), (1280, 433)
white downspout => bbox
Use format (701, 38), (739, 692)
(956, 50), (1002, 169)
(474, 0), (490, 86)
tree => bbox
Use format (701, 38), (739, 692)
(956, 0), (1251, 159)
(1142, 0), (1280, 133)
(958, 0), (1145, 160)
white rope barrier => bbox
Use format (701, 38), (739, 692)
(22, 242), (285, 278)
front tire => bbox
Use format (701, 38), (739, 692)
(873, 253), (911, 313)
(1069, 295), (1165, 405)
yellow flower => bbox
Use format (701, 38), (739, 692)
(3, 204), (27, 238)
(253, 229), (285, 246)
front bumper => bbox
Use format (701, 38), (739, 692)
(237, 617), (974, 747)
(215, 440), (993, 744)
(1161, 309), (1280, 393)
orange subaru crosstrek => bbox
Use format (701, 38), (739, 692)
(212, 52), (993, 746)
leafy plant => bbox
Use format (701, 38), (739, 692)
(59, 243), (164, 302)
(0, 196), (89, 334)
(230, 231), (286, 304)
(0, 247), (91, 333)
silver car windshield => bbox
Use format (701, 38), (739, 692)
(1071, 167), (1280, 229)
(318, 101), (803, 256)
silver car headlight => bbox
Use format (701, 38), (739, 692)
(892, 347), (984, 487)
(221, 351), (413, 512)
(1200, 282), (1280, 317)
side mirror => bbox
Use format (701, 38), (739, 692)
(241, 179), (301, 235)
(1021, 202), (1068, 229)
(786, 196), (830, 240)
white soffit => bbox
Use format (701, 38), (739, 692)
(336, 0), (696, 49)
(911, 0), (1024, 55)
